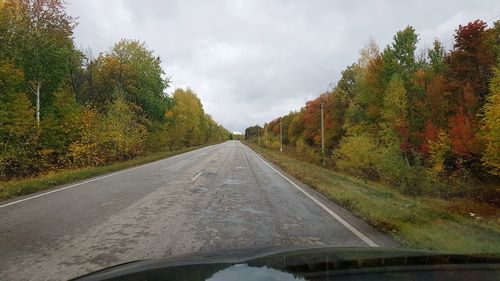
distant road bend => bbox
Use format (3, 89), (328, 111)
(0, 141), (395, 280)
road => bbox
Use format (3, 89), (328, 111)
(0, 141), (395, 280)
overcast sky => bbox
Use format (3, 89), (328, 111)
(67, 0), (500, 133)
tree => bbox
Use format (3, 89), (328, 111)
(448, 112), (480, 159)
(41, 88), (83, 162)
(336, 64), (358, 102)
(0, 61), (38, 178)
(480, 67), (500, 175)
(285, 111), (303, 144)
(245, 125), (262, 141)
(324, 91), (347, 149)
(428, 130), (452, 175)
(420, 121), (438, 156)
(92, 39), (171, 121)
(446, 20), (495, 110)
(381, 26), (422, 153)
(0, 3), (229, 178)
(66, 108), (101, 167)
(336, 133), (379, 179)
(347, 43), (384, 133)
(100, 96), (147, 160)
(383, 75), (408, 129)
(382, 74), (409, 155)
(386, 26), (419, 84)
(170, 88), (207, 147)
(0, 0), (76, 125)
(427, 40), (446, 73)
(257, 18), (499, 199)
(423, 74), (449, 128)
(301, 97), (323, 146)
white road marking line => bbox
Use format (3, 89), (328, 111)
(0, 159), (163, 209)
(251, 150), (379, 247)
(191, 172), (203, 182)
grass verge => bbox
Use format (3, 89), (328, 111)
(0, 143), (220, 201)
(246, 142), (500, 254)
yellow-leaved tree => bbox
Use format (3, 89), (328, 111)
(170, 88), (207, 147)
(480, 67), (500, 175)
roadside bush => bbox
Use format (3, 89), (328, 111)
(67, 98), (146, 167)
(145, 121), (176, 152)
(98, 98), (147, 160)
(295, 138), (321, 164)
(336, 134), (430, 195)
(336, 133), (379, 180)
(41, 89), (84, 168)
(0, 148), (41, 179)
(372, 143), (410, 185)
(270, 140), (281, 150)
(428, 130), (452, 176)
(66, 108), (105, 167)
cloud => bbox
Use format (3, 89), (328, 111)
(67, 0), (500, 132)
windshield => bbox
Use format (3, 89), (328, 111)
(0, 1), (499, 280)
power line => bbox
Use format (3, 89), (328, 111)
(442, 13), (500, 47)
(484, 13), (500, 23)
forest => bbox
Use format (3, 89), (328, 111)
(247, 20), (500, 202)
(0, 0), (228, 180)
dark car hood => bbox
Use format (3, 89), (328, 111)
(72, 246), (500, 281)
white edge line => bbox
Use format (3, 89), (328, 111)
(0, 156), (169, 209)
(191, 172), (203, 182)
(251, 149), (379, 247)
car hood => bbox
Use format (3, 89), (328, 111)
(72, 245), (500, 281)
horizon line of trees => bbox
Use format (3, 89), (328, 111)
(0, 0), (229, 179)
(247, 19), (500, 202)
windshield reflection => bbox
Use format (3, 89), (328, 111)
(207, 264), (305, 281)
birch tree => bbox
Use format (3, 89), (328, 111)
(0, 0), (76, 125)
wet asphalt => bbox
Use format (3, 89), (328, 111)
(0, 140), (396, 280)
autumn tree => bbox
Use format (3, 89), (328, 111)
(41, 89), (84, 165)
(245, 125), (262, 141)
(480, 67), (500, 175)
(101, 96), (147, 160)
(446, 20), (495, 108)
(255, 19), (500, 198)
(0, 2), (229, 179)
(346, 40), (383, 134)
(428, 130), (452, 175)
(170, 88), (208, 147)
(0, 0), (76, 125)
(422, 74), (449, 128)
(286, 111), (304, 144)
(301, 96), (323, 146)
(0, 61), (38, 177)
(92, 39), (171, 121)
(382, 74), (409, 153)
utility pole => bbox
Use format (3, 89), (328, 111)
(280, 118), (283, 152)
(321, 102), (325, 165)
(29, 82), (41, 126)
(36, 83), (40, 126)
(258, 127), (261, 145)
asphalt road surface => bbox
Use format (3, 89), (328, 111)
(0, 141), (396, 280)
